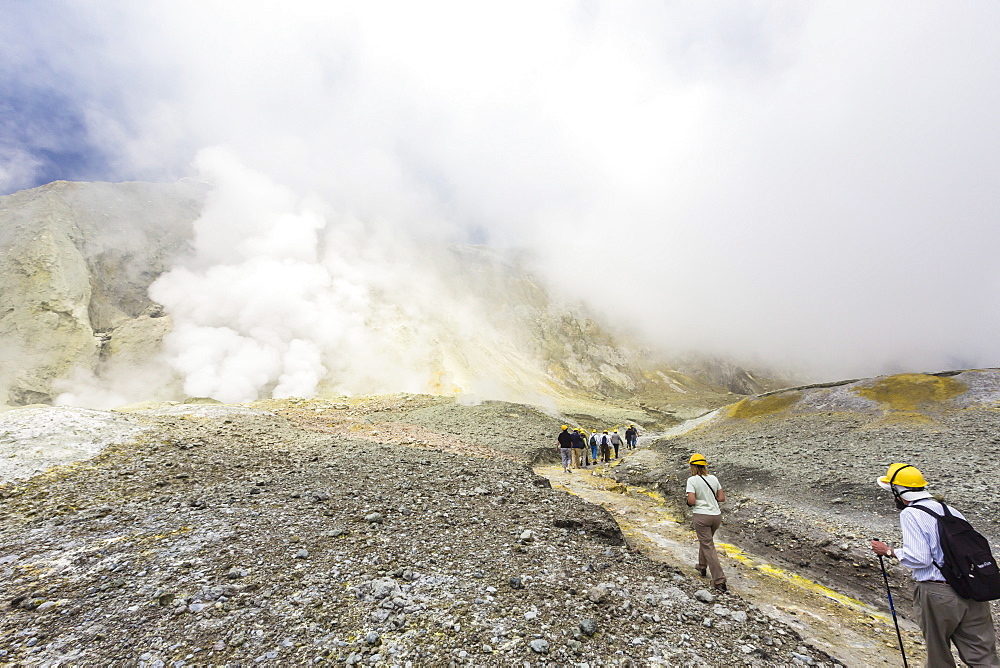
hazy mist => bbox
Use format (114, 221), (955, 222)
(4, 1), (1000, 389)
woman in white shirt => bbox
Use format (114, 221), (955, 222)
(685, 453), (727, 592)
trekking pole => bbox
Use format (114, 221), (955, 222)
(874, 539), (908, 668)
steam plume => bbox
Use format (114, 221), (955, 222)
(4, 1), (999, 392)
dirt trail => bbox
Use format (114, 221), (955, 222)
(536, 454), (925, 667)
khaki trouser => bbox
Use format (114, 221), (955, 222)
(913, 581), (1000, 667)
(692, 513), (726, 586)
(571, 447), (581, 468)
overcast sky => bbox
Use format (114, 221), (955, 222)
(4, 1), (1000, 382)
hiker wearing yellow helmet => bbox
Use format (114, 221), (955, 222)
(575, 429), (590, 467)
(609, 429), (623, 459)
(556, 425), (573, 474)
(569, 428), (585, 469)
(686, 453), (727, 592)
(871, 463), (999, 667)
(599, 431), (612, 463)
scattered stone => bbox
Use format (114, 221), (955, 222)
(587, 585), (610, 604)
(528, 639), (549, 654)
(694, 589), (716, 603)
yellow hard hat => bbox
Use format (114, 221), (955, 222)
(689, 453), (708, 466)
(561, 425), (568, 430)
(878, 463), (928, 489)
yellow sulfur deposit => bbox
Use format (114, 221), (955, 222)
(726, 393), (799, 420)
(854, 373), (965, 411)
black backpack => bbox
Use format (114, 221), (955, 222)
(909, 501), (1000, 601)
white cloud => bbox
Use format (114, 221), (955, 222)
(9, 1), (1000, 385)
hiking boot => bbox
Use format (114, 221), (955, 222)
(698, 567), (707, 577)
(714, 582), (728, 593)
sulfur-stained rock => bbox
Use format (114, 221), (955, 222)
(0, 180), (205, 405)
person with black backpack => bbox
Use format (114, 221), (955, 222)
(599, 431), (612, 463)
(871, 463), (1000, 667)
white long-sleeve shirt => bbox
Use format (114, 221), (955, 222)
(896, 499), (962, 582)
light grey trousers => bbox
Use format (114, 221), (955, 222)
(913, 581), (999, 667)
(559, 447), (572, 469)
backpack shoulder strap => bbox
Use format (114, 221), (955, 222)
(907, 503), (942, 519)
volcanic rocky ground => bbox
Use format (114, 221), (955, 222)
(0, 394), (841, 667)
(612, 370), (1000, 642)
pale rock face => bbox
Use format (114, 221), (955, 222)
(105, 311), (173, 365)
(1, 196), (98, 404)
(0, 180), (205, 405)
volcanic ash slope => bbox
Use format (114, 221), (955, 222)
(622, 369), (1000, 619)
(0, 395), (836, 666)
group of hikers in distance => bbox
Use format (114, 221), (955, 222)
(555, 424), (639, 473)
(558, 423), (1000, 666)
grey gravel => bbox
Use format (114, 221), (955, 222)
(0, 394), (839, 666)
